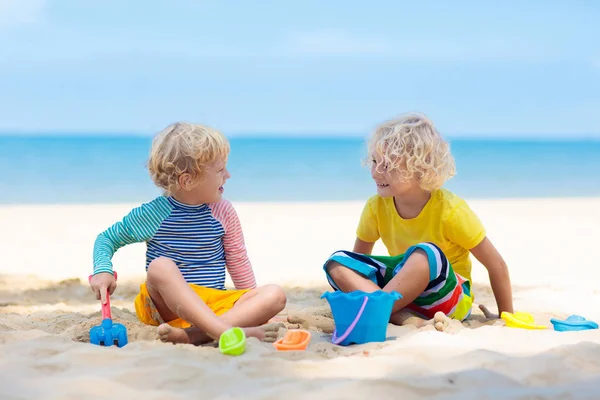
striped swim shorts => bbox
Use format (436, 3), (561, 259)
(323, 242), (473, 321)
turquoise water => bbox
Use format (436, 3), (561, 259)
(1, 136), (599, 204)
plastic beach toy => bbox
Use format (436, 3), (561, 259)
(273, 329), (311, 351)
(501, 311), (547, 330)
(88, 271), (128, 347)
(321, 290), (402, 346)
(550, 315), (599, 332)
(219, 327), (246, 356)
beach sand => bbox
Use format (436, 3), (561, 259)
(1, 198), (600, 399)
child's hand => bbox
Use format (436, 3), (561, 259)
(89, 272), (117, 304)
(478, 304), (499, 320)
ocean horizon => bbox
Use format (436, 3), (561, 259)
(1, 135), (599, 204)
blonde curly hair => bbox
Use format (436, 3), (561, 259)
(367, 112), (456, 191)
(148, 122), (230, 194)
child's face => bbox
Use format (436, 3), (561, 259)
(370, 154), (416, 197)
(182, 157), (231, 204)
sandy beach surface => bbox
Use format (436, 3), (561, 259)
(2, 198), (600, 400)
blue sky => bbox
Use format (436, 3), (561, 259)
(0, 1), (599, 137)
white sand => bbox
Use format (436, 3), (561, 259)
(1, 198), (600, 399)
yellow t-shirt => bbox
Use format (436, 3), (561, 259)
(356, 189), (486, 283)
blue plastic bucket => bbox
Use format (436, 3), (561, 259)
(321, 290), (402, 346)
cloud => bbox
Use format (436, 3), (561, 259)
(287, 30), (391, 55)
(0, 0), (46, 27)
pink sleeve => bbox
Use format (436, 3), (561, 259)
(209, 199), (257, 289)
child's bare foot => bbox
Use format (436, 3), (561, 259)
(243, 322), (284, 343)
(158, 324), (190, 344)
(390, 310), (428, 328)
(391, 310), (464, 333)
(286, 312), (335, 333)
(158, 324), (211, 345)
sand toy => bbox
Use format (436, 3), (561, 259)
(501, 311), (547, 330)
(550, 315), (599, 332)
(219, 327), (246, 356)
(88, 271), (128, 347)
(273, 329), (311, 351)
(321, 290), (402, 345)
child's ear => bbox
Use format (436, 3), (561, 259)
(178, 173), (193, 191)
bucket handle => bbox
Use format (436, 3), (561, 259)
(331, 295), (369, 345)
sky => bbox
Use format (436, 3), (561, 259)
(0, 0), (599, 138)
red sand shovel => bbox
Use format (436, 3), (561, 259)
(88, 271), (128, 347)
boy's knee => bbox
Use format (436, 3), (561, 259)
(147, 256), (178, 283)
(404, 245), (435, 282)
(261, 284), (287, 312)
(409, 247), (428, 263)
(325, 261), (344, 277)
(406, 247), (431, 272)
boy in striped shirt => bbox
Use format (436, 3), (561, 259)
(90, 122), (286, 344)
(323, 113), (514, 331)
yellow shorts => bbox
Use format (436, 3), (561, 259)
(134, 283), (250, 329)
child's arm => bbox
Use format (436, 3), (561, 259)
(354, 198), (379, 255)
(210, 200), (257, 290)
(470, 237), (514, 315)
(353, 238), (375, 254)
(444, 200), (514, 317)
(92, 199), (170, 302)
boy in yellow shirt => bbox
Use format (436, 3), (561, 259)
(324, 113), (514, 329)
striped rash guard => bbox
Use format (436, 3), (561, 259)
(92, 196), (256, 290)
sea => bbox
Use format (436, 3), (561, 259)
(1, 135), (599, 204)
